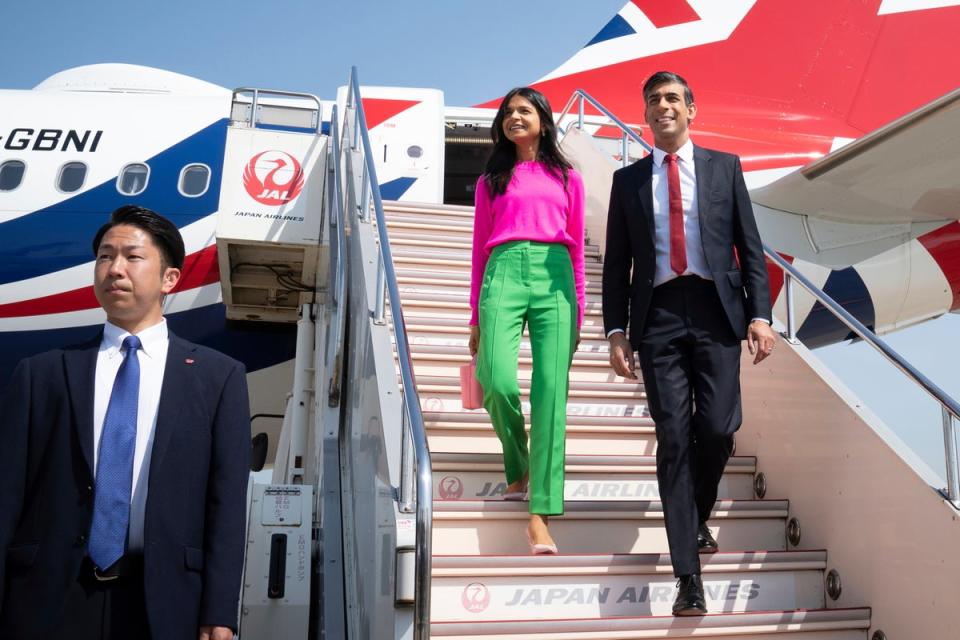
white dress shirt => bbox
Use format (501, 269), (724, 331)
(650, 140), (711, 287)
(93, 318), (169, 552)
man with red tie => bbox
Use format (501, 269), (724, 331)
(601, 71), (777, 615)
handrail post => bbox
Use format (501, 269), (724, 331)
(352, 102), (360, 151)
(577, 94), (584, 130)
(621, 133), (629, 168)
(249, 89), (259, 127)
(399, 408), (415, 513)
(944, 407), (960, 506)
(783, 272), (800, 344)
(374, 254), (386, 325)
(359, 163), (370, 222)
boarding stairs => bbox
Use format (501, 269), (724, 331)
(376, 199), (872, 639)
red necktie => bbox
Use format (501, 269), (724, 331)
(664, 153), (687, 275)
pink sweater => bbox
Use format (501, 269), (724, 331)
(470, 161), (586, 328)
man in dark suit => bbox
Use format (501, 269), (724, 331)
(0, 206), (250, 639)
(602, 72), (776, 615)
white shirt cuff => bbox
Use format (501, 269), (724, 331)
(606, 328), (625, 338)
(751, 317), (772, 325)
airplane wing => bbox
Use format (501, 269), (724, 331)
(751, 87), (960, 225)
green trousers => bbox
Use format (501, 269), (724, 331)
(476, 241), (577, 515)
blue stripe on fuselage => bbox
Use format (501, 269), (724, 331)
(0, 118), (229, 285)
(798, 267), (876, 348)
(0, 302), (296, 391)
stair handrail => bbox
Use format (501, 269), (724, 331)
(345, 66), (433, 638)
(555, 88), (960, 508)
(556, 88), (652, 166)
(767, 249), (960, 505)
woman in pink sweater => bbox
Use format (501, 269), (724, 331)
(468, 87), (585, 554)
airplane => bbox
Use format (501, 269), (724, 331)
(1, 1), (959, 636)
(3, 1), (959, 398)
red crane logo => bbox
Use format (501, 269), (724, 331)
(438, 476), (464, 500)
(461, 582), (491, 613)
(243, 150), (305, 206)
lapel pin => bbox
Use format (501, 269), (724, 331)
(185, 358), (195, 364)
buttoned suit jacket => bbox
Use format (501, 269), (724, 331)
(0, 331), (250, 640)
(601, 145), (772, 345)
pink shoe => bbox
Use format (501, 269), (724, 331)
(526, 531), (558, 555)
(503, 476), (528, 501)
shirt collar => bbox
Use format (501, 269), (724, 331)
(101, 318), (168, 360)
(652, 139), (695, 167)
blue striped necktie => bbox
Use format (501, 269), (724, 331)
(88, 334), (141, 570)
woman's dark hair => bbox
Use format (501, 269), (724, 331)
(484, 87), (572, 197)
(92, 205), (186, 270)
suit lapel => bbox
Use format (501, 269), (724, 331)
(150, 333), (199, 473)
(637, 156), (656, 249)
(64, 335), (102, 478)
(694, 145), (713, 229)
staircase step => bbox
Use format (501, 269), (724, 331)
(425, 412), (657, 457)
(397, 280), (604, 302)
(391, 247), (605, 275)
(420, 408), (657, 456)
(396, 312), (611, 340)
(382, 228), (603, 260)
(392, 290), (605, 316)
(430, 607), (871, 639)
(396, 265), (603, 294)
(432, 500), (788, 555)
(409, 343), (612, 369)
(415, 375), (644, 405)
(432, 452), (755, 502)
(431, 550), (826, 622)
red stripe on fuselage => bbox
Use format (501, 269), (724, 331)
(0, 246), (220, 319)
(361, 99), (421, 130)
(917, 221), (960, 311)
(631, 0), (701, 28)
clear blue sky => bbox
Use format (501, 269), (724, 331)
(3, 0), (957, 482)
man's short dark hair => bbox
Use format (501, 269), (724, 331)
(92, 205), (186, 270)
(643, 71), (695, 106)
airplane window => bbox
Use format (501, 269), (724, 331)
(179, 164), (210, 197)
(118, 163), (150, 196)
(57, 162), (87, 193)
(0, 160), (25, 191)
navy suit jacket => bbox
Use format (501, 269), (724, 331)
(602, 145), (772, 346)
(0, 331), (250, 639)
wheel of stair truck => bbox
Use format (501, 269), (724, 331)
(825, 568), (842, 601)
(786, 516), (802, 547)
(753, 471), (767, 499)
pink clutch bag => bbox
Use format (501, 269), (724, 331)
(460, 357), (484, 410)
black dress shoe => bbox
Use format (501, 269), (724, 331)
(698, 523), (718, 554)
(672, 574), (707, 616)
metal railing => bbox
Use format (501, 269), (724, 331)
(556, 89), (652, 166)
(767, 250), (960, 506)
(231, 88), (324, 133)
(326, 105), (348, 407)
(343, 67), (433, 638)
(555, 88), (960, 508)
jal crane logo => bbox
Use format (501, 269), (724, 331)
(243, 150), (305, 206)
(461, 582), (491, 613)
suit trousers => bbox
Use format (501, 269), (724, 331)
(637, 276), (742, 576)
(476, 241), (577, 515)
